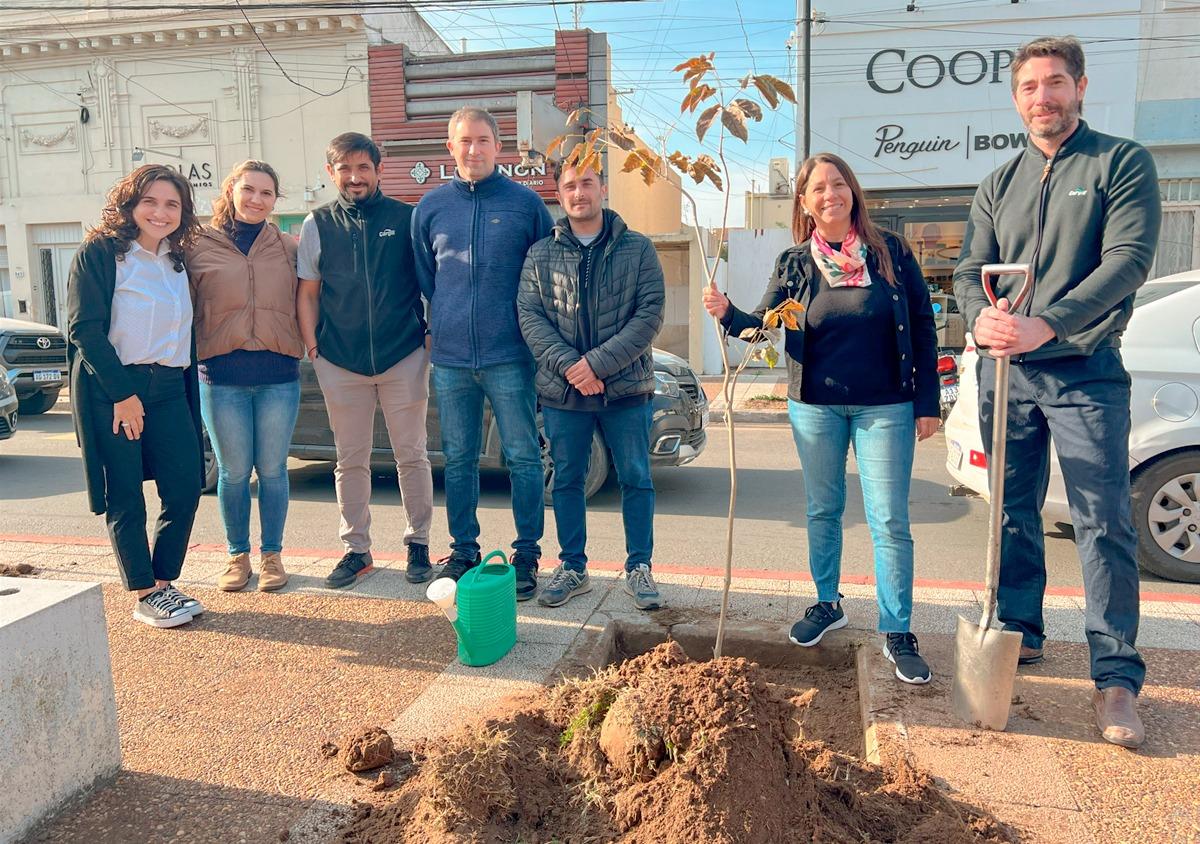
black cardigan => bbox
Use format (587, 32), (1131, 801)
(67, 236), (205, 515)
(722, 230), (940, 419)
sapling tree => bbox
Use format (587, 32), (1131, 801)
(548, 54), (798, 658)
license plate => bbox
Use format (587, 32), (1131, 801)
(948, 440), (963, 470)
(33, 370), (61, 383)
(940, 384), (959, 405)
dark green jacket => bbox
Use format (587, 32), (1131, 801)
(66, 236), (205, 515)
(313, 190), (424, 376)
(517, 211), (665, 404)
(953, 120), (1162, 360)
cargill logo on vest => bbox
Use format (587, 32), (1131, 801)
(378, 228), (396, 237)
(1068, 187), (1088, 197)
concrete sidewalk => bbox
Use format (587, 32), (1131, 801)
(5, 535), (1199, 844)
(700, 370), (790, 422)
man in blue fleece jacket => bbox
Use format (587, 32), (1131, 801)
(412, 106), (554, 600)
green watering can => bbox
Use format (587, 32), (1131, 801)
(425, 550), (517, 667)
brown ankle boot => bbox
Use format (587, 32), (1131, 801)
(1092, 686), (1144, 749)
(258, 552), (289, 592)
(218, 553), (251, 591)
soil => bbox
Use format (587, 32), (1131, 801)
(0, 562), (36, 576)
(337, 642), (1015, 844)
(341, 727), (396, 772)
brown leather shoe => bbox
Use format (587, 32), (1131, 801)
(1018, 645), (1044, 665)
(1093, 686), (1144, 749)
(258, 552), (289, 592)
(218, 553), (251, 591)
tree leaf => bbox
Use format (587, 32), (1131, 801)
(546, 134), (568, 158)
(696, 103), (721, 144)
(751, 75), (779, 109)
(764, 345), (780, 369)
(762, 310), (780, 330)
(680, 83), (717, 114)
(640, 164), (657, 186)
(739, 73), (752, 90)
(688, 154), (723, 191)
(668, 151), (691, 174)
(763, 299), (805, 331)
(732, 98), (763, 121)
(608, 126), (636, 151)
(565, 107), (584, 125)
(622, 151), (643, 173)
(721, 104), (748, 142)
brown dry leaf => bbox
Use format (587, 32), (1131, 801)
(721, 103), (748, 142)
(688, 154), (723, 190)
(545, 134), (568, 158)
(732, 98), (764, 121)
(752, 75), (779, 109)
(763, 310), (781, 330)
(667, 151), (691, 174)
(739, 72), (752, 90)
(766, 299), (806, 330)
(608, 126), (637, 151)
(753, 74), (797, 106)
(696, 103), (721, 144)
(680, 83), (717, 114)
(622, 151), (644, 173)
(565, 107), (584, 125)
(640, 164), (658, 186)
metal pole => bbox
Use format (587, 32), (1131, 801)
(802, 0), (811, 160)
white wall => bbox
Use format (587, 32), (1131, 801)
(806, 0), (1142, 190)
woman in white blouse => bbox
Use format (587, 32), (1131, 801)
(67, 165), (208, 629)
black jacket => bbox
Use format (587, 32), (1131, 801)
(722, 230), (939, 419)
(954, 120), (1161, 361)
(66, 236), (205, 515)
(518, 211), (665, 404)
(312, 190), (425, 376)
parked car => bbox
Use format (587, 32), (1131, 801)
(0, 368), (18, 441)
(203, 347), (709, 503)
(944, 269), (1200, 583)
(0, 318), (68, 415)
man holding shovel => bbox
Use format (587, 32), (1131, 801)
(953, 36), (1161, 748)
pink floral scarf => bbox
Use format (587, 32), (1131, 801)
(809, 227), (870, 288)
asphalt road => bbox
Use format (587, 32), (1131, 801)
(2, 407), (1195, 595)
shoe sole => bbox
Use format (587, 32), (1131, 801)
(405, 570), (433, 584)
(1018, 653), (1045, 666)
(884, 646), (932, 685)
(325, 565), (374, 590)
(516, 588), (537, 602)
(132, 609), (193, 629)
(537, 581), (592, 608)
(258, 580), (288, 593)
(789, 614), (848, 647)
(218, 580), (249, 592)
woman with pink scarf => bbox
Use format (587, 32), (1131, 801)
(704, 153), (939, 685)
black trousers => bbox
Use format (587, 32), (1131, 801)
(90, 364), (201, 591)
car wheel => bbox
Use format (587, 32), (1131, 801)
(1131, 450), (1200, 583)
(18, 389), (58, 415)
(538, 415), (609, 506)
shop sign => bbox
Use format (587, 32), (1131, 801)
(407, 159), (547, 189)
(866, 48), (1014, 95)
(873, 123), (1029, 162)
(168, 161), (215, 188)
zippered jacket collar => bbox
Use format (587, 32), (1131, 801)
(336, 186), (384, 216)
(452, 166), (505, 196)
(552, 209), (625, 255)
(1025, 119), (1090, 163)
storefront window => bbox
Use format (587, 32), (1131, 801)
(905, 220), (964, 292)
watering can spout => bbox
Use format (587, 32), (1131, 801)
(427, 577), (460, 624)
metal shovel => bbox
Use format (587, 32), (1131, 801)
(951, 263), (1032, 731)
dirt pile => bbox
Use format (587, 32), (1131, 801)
(338, 642), (1014, 844)
(0, 562), (36, 577)
(341, 727), (395, 772)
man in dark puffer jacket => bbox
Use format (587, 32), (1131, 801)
(518, 162), (665, 610)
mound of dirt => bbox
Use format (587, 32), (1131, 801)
(338, 642), (1014, 844)
(0, 563), (36, 577)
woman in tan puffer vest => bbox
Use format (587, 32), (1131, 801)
(187, 160), (303, 593)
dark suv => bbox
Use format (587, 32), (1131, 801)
(203, 347), (708, 501)
(0, 318), (68, 415)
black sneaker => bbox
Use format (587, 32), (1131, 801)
(440, 551), (481, 582)
(324, 551), (374, 590)
(511, 552), (539, 602)
(884, 632), (932, 685)
(405, 543), (433, 583)
(788, 596), (847, 647)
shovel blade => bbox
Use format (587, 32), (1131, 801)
(951, 615), (1023, 731)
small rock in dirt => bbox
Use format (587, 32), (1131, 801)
(370, 771), (396, 792)
(278, 831), (290, 842)
(1020, 705), (1041, 722)
(0, 563), (35, 577)
(598, 687), (665, 777)
(341, 726), (394, 772)
(318, 741), (339, 759)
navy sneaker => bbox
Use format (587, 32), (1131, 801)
(884, 632), (932, 685)
(440, 552), (481, 582)
(537, 565), (591, 607)
(511, 552), (539, 602)
(404, 543), (433, 584)
(788, 597), (847, 647)
(324, 551), (374, 590)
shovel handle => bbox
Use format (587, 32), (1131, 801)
(981, 263), (1033, 311)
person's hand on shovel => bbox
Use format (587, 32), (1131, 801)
(973, 297), (1056, 356)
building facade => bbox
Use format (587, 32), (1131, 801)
(0, 1), (448, 327)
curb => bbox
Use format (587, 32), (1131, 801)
(707, 408), (790, 424)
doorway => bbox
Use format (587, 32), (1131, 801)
(30, 223), (82, 328)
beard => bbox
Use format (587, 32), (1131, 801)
(1025, 99), (1081, 140)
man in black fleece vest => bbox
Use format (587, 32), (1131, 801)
(954, 37), (1162, 749)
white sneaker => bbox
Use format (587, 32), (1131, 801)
(162, 584), (204, 616)
(133, 588), (193, 629)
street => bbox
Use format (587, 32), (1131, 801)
(2, 406), (1194, 596)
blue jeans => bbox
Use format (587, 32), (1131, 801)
(979, 349), (1144, 694)
(199, 380), (300, 555)
(789, 400), (916, 633)
(433, 360), (543, 558)
(544, 402), (654, 573)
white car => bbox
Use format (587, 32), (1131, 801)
(945, 269), (1200, 583)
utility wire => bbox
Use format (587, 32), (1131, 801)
(233, 0), (354, 95)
